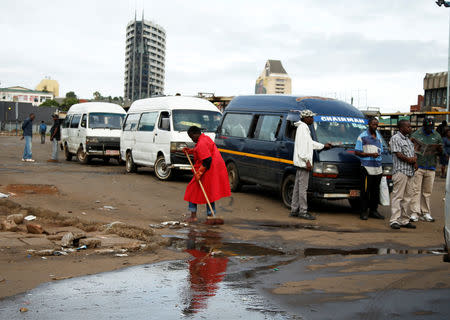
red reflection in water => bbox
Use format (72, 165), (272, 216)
(183, 230), (228, 314)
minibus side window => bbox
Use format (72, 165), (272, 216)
(63, 115), (72, 128)
(285, 121), (297, 140)
(80, 114), (87, 128)
(158, 111), (170, 131)
(253, 115), (283, 141)
(220, 113), (253, 138)
(70, 114), (81, 128)
(123, 114), (140, 131)
(138, 112), (158, 131)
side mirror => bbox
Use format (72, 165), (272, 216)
(81, 121), (86, 128)
(161, 118), (170, 131)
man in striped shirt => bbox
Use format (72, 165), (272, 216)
(355, 117), (385, 220)
(389, 120), (417, 229)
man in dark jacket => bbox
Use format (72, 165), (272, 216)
(21, 113), (35, 162)
(48, 114), (61, 162)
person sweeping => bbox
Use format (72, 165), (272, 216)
(183, 126), (230, 224)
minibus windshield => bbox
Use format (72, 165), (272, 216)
(314, 120), (367, 147)
(88, 113), (124, 129)
(172, 110), (222, 132)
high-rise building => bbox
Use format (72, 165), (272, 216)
(255, 60), (291, 95)
(124, 13), (166, 102)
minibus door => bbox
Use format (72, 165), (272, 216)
(78, 114), (87, 151)
(153, 111), (171, 165)
(135, 112), (159, 165)
(244, 114), (284, 187)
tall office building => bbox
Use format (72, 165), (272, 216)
(124, 13), (166, 101)
(255, 60), (291, 95)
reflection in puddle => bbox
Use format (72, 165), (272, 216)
(304, 247), (445, 257)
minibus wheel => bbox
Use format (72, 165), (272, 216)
(154, 155), (172, 180)
(64, 144), (72, 161)
(77, 146), (91, 164)
(126, 151), (137, 173)
(281, 174), (295, 208)
(226, 162), (241, 192)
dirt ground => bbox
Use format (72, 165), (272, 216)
(0, 135), (448, 302)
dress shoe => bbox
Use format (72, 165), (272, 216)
(289, 212), (299, 217)
(390, 223), (401, 229)
(400, 223), (416, 229)
(369, 211), (385, 220)
(298, 212), (316, 220)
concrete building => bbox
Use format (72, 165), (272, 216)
(0, 86), (54, 107)
(35, 77), (60, 97)
(423, 72), (447, 111)
(255, 60), (291, 95)
(124, 13), (166, 102)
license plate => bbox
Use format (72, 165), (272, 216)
(349, 190), (360, 197)
(105, 150), (119, 156)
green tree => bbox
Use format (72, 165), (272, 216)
(65, 91), (77, 99)
(60, 97), (79, 111)
(39, 99), (60, 107)
(93, 91), (102, 100)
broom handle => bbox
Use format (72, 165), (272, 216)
(185, 150), (216, 217)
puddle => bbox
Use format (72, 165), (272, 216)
(5, 184), (59, 195)
(238, 221), (365, 233)
(165, 228), (284, 257)
(304, 247), (446, 257)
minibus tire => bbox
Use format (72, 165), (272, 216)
(281, 174), (295, 209)
(154, 155), (172, 180)
(226, 162), (241, 192)
(126, 152), (137, 173)
(64, 144), (72, 161)
(348, 198), (361, 211)
(77, 146), (91, 164)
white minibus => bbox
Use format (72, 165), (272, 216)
(121, 96), (222, 180)
(61, 102), (126, 164)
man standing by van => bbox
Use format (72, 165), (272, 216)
(355, 117), (385, 220)
(409, 117), (443, 222)
(21, 113), (35, 162)
(290, 109), (331, 220)
(48, 114), (60, 162)
(389, 120), (417, 229)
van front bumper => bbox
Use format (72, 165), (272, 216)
(170, 153), (194, 171)
(86, 138), (120, 157)
(309, 176), (393, 199)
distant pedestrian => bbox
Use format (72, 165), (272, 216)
(290, 109), (331, 220)
(355, 117), (385, 220)
(389, 120), (417, 230)
(436, 120), (447, 137)
(48, 114), (60, 163)
(410, 117), (443, 222)
(21, 113), (35, 162)
(39, 121), (47, 144)
(439, 129), (450, 178)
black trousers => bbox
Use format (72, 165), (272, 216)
(360, 167), (382, 215)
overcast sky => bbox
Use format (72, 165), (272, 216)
(0, 0), (448, 112)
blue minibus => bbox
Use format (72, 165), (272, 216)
(215, 95), (393, 209)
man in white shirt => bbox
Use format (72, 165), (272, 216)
(291, 109), (331, 220)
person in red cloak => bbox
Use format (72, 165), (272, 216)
(183, 126), (231, 223)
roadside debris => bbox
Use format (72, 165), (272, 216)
(114, 253), (128, 257)
(1, 219), (18, 232)
(0, 192), (9, 198)
(149, 221), (188, 229)
(26, 223), (44, 234)
(24, 215), (36, 221)
(19, 307), (28, 313)
(7, 214), (24, 224)
(102, 206), (117, 211)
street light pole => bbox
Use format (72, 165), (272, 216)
(437, 0), (450, 122)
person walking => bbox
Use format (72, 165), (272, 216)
(21, 113), (35, 162)
(436, 120), (447, 137)
(290, 109), (331, 220)
(39, 121), (47, 144)
(410, 117), (443, 222)
(48, 114), (60, 162)
(440, 129), (450, 178)
(389, 120), (417, 230)
(183, 126), (231, 223)
(355, 117), (385, 220)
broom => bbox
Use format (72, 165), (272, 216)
(185, 150), (224, 225)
